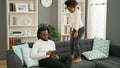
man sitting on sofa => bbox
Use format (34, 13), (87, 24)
(31, 26), (65, 68)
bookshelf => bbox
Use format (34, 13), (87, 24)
(58, 0), (86, 41)
(6, 0), (38, 50)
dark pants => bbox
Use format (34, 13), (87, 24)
(39, 58), (65, 68)
(70, 27), (84, 58)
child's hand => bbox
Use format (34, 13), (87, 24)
(70, 27), (73, 34)
(74, 31), (78, 38)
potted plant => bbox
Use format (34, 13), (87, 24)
(38, 24), (61, 41)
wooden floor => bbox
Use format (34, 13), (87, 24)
(0, 60), (7, 68)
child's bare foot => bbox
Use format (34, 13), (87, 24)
(73, 56), (82, 62)
(70, 54), (74, 59)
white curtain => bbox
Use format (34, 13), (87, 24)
(87, 0), (107, 39)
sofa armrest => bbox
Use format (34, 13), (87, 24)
(7, 50), (23, 68)
(109, 44), (120, 58)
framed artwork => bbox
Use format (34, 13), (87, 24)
(16, 3), (28, 12)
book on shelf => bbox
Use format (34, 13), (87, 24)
(62, 35), (70, 41)
(9, 38), (21, 49)
(9, 3), (16, 12)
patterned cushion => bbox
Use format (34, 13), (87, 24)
(93, 37), (110, 56)
(22, 47), (39, 67)
(82, 37), (110, 60)
(82, 49), (108, 60)
(12, 43), (29, 65)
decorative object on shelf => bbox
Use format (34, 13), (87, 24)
(63, 15), (67, 24)
(9, 15), (17, 25)
(38, 24), (61, 41)
(62, 35), (70, 41)
(64, 6), (68, 12)
(66, 17), (69, 24)
(25, 29), (28, 36)
(64, 25), (70, 34)
(16, 3), (29, 12)
(76, 5), (81, 11)
(24, 17), (32, 25)
(12, 30), (23, 36)
(29, 0), (34, 11)
(24, 29), (31, 36)
(41, 0), (52, 7)
(28, 29), (31, 36)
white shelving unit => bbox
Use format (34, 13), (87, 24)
(58, 0), (86, 41)
(6, 0), (38, 50)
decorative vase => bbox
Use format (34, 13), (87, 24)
(29, 0), (34, 11)
(24, 17), (32, 25)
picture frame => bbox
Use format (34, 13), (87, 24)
(16, 3), (28, 12)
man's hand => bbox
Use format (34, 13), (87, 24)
(46, 50), (52, 55)
(50, 54), (59, 60)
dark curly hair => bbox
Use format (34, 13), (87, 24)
(65, 0), (78, 8)
(37, 26), (50, 39)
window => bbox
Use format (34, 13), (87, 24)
(87, 0), (107, 39)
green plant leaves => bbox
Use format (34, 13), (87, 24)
(38, 24), (61, 41)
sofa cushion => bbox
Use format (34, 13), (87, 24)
(82, 37), (110, 60)
(12, 43), (29, 65)
(82, 49), (107, 60)
(65, 60), (95, 68)
(109, 44), (120, 57)
(55, 41), (70, 58)
(93, 56), (120, 68)
(93, 37), (110, 56)
(28, 42), (34, 48)
(22, 67), (46, 68)
(22, 47), (39, 67)
(79, 39), (93, 53)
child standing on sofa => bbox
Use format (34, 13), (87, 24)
(65, 0), (85, 62)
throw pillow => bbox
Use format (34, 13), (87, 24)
(93, 37), (110, 56)
(22, 47), (39, 67)
(82, 37), (110, 60)
(82, 49), (108, 60)
(12, 43), (29, 65)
